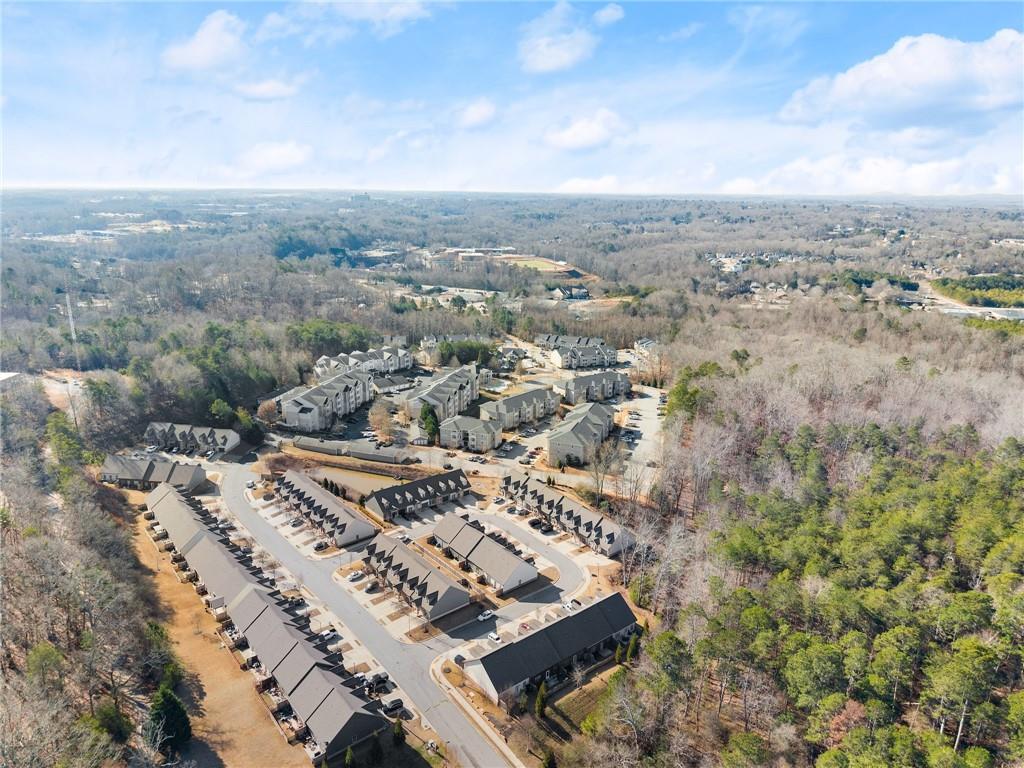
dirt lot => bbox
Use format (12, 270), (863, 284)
(134, 516), (308, 768)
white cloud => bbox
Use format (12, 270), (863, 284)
(555, 174), (621, 194)
(235, 74), (309, 101)
(459, 97), (497, 129)
(720, 151), (1017, 196)
(659, 22), (703, 43)
(162, 10), (246, 72)
(728, 5), (808, 49)
(545, 108), (625, 150)
(519, 2), (598, 74)
(256, 2), (431, 45)
(233, 141), (312, 177)
(782, 29), (1024, 124)
(592, 4), (624, 28)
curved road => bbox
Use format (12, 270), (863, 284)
(218, 463), (587, 768)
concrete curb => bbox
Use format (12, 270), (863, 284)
(429, 655), (528, 768)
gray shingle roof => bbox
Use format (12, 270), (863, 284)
(472, 593), (636, 695)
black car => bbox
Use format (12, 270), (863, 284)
(314, 541), (329, 552)
(443, 462), (453, 469)
(528, 518), (543, 529)
(381, 698), (404, 715)
(540, 523), (554, 533)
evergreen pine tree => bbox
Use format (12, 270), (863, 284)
(149, 683), (192, 752)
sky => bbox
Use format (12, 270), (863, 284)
(3, 1), (1023, 196)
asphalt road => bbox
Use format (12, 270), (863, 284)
(218, 463), (574, 768)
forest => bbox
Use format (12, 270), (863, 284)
(1, 191), (1022, 768)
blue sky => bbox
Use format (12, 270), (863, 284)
(3, 2), (1022, 195)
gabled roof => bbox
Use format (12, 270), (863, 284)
(365, 469), (470, 514)
(432, 512), (537, 586)
(471, 593), (636, 694)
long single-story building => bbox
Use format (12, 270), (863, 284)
(148, 484), (386, 761)
(546, 402), (616, 467)
(479, 386), (559, 430)
(500, 473), (634, 557)
(439, 416), (501, 453)
(560, 370), (631, 405)
(431, 513), (538, 594)
(145, 423), (241, 454)
(276, 471), (377, 548)
(100, 455), (206, 492)
(362, 535), (472, 622)
(363, 469), (471, 522)
(463, 592), (637, 705)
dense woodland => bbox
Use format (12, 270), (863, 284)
(1, 191), (1022, 767)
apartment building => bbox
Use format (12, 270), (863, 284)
(439, 416), (502, 453)
(402, 364), (480, 422)
(546, 402), (616, 466)
(560, 371), (631, 405)
(479, 386), (559, 429)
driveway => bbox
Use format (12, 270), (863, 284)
(215, 463), (510, 768)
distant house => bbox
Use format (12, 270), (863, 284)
(362, 535), (472, 621)
(551, 344), (617, 370)
(633, 338), (659, 357)
(551, 285), (590, 301)
(276, 471), (377, 548)
(147, 484), (386, 759)
(100, 455), (206, 492)
(501, 472), (633, 557)
(546, 402), (616, 466)
(560, 371), (631, 405)
(401, 365), (480, 422)
(145, 423), (240, 454)
(479, 386), (559, 430)
(463, 593), (637, 704)
(364, 469), (472, 522)
(432, 513), (538, 594)
(439, 416), (502, 453)
(533, 335), (604, 349)
(313, 346), (412, 379)
(275, 370), (374, 432)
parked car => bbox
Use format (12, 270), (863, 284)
(477, 610), (494, 622)
(493, 496), (505, 504)
(347, 571), (365, 583)
(289, 518), (303, 528)
(540, 523), (554, 533)
(399, 534), (411, 543)
(487, 632), (502, 643)
(246, 480), (255, 489)
(314, 541), (329, 552)
(528, 518), (543, 529)
(381, 698), (404, 715)
(443, 463), (453, 470)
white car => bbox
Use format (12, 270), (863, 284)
(146, 445), (158, 453)
(488, 631), (501, 643)
(562, 602), (575, 612)
(245, 480), (255, 489)
(477, 610), (494, 622)
(493, 497), (505, 504)
(347, 571), (365, 583)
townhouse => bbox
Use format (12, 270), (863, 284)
(463, 593), (637, 705)
(364, 469), (472, 522)
(362, 535), (472, 622)
(275, 471), (377, 548)
(100, 455), (206, 492)
(432, 513), (538, 595)
(145, 422), (241, 454)
(546, 402), (616, 466)
(439, 416), (502, 453)
(500, 472), (634, 557)
(560, 370), (631, 405)
(479, 386), (559, 430)
(275, 369), (374, 432)
(147, 484), (386, 761)
(551, 344), (618, 370)
(401, 364), (479, 422)
(313, 345), (412, 379)
(533, 335), (604, 349)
